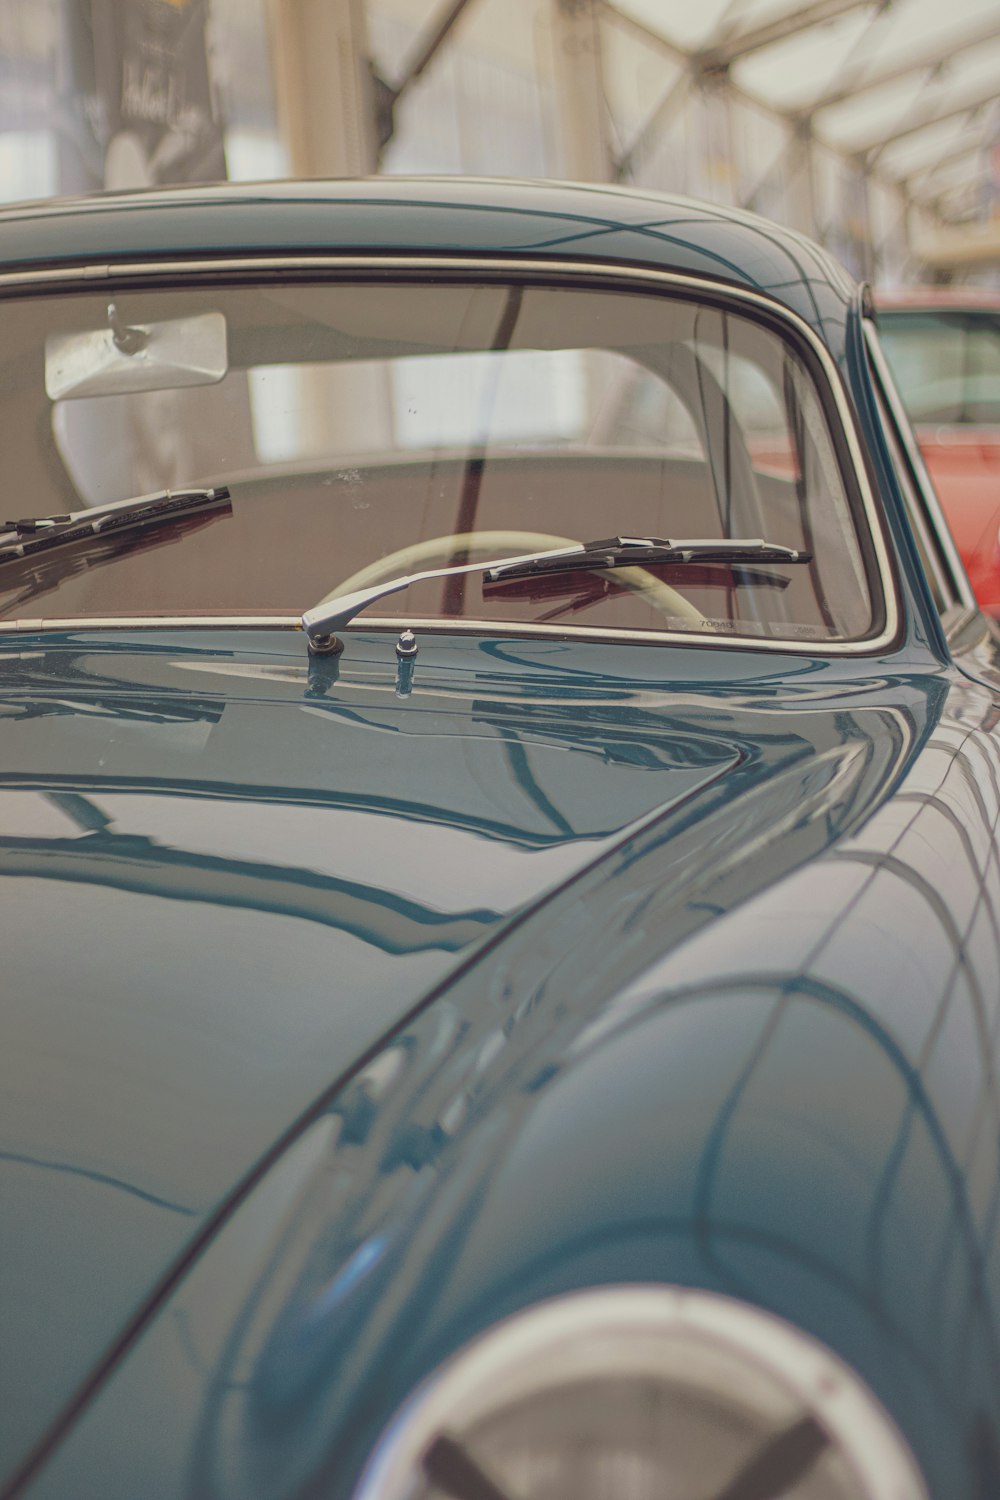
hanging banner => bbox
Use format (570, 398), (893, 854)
(58, 0), (226, 192)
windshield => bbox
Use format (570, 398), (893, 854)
(879, 309), (1000, 426)
(0, 278), (881, 644)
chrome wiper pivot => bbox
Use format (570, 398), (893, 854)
(302, 542), (583, 653)
(301, 535), (809, 654)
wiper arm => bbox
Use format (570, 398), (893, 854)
(301, 535), (810, 652)
(0, 486), (231, 566)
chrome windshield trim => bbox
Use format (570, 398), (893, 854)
(0, 616), (292, 634)
(0, 613), (887, 656)
(0, 253), (900, 656)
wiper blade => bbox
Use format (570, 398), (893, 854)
(301, 534), (809, 651)
(0, 486), (231, 565)
(485, 535), (810, 582)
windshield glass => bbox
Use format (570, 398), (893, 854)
(879, 309), (1000, 426)
(0, 279), (880, 643)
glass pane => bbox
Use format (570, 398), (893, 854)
(0, 280), (878, 643)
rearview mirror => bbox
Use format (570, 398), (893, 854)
(45, 305), (228, 400)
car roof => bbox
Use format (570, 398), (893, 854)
(0, 176), (858, 359)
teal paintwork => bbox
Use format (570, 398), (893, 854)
(0, 178), (855, 363)
(13, 630), (1000, 1500)
(0, 627), (754, 1485)
(1, 180), (998, 1500)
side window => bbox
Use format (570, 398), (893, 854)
(864, 322), (968, 617)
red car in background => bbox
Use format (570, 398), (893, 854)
(878, 292), (1000, 616)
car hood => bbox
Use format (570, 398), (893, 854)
(0, 628), (939, 1491)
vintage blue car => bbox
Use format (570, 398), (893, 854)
(0, 177), (994, 1500)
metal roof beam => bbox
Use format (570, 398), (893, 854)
(907, 162), (990, 207)
(600, 4), (686, 66)
(387, 0), (478, 105)
(614, 72), (690, 180)
(900, 134), (985, 190)
(605, 0), (955, 247)
(602, 2), (791, 129)
(807, 16), (1000, 115)
(854, 81), (1000, 159)
(374, 0), (479, 149)
(695, 0), (877, 72)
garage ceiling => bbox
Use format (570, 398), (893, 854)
(611, 0), (1000, 223)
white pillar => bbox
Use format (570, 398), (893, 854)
(782, 123), (819, 240)
(696, 77), (736, 206)
(268, 0), (378, 177)
(266, 2), (391, 456)
(548, 0), (613, 182)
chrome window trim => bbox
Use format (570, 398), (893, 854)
(0, 615), (292, 635)
(0, 254), (900, 657)
(864, 320), (975, 612)
(0, 613), (866, 649)
(866, 360), (958, 615)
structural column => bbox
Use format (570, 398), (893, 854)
(269, 0), (378, 177)
(782, 121), (820, 240)
(549, 0), (613, 182)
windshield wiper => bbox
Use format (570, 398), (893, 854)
(301, 535), (810, 652)
(0, 486), (231, 566)
(484, 535), (810, 581)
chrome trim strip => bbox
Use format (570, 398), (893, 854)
(0, 613), (874, 655)
(0, 615), (290, 634)
(864, 320), (975, 611)
(0, 253), (900, 657)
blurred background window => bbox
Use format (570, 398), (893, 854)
(878, 313), (1000, 423)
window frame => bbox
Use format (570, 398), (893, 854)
(864, 318), (973, 621)
(0, 253), (901, 657)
